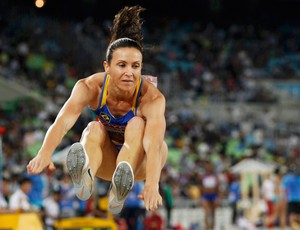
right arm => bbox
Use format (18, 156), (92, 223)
(27, 79), (94, 174)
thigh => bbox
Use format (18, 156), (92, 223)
(93, 128), (119, 181)
(95, 147), (118, 181)
(202, 199), (211, 212)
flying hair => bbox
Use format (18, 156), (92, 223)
(106, 5), (145, 63)
(110, 5), (145, 45)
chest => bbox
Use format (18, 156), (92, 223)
(106, 99), (134, 118)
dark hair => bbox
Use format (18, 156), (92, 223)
(106, 5), (145, 63)
(274, 167), (280, 175)
(18, 176), (31, 185)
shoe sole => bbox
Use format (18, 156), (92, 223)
(113, 161), (134, 201)
(66, 143), (86, 186)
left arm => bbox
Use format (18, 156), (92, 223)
(143, 95), (166, 187)
(140, 92), (166, 210)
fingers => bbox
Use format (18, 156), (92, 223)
(158, 197), (163, 206)
(27, 161), (40, 174)
(48, 162), (56, 171)
(140, 188), (163, 211)
(144, 195), (163, 211)
(26, 164), (32, 174)
(26, 158), (50, 175)
(27, 160), (35, 174)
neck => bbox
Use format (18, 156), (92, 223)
(107, 79), (136, 102)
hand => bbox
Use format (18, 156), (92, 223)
(138, 185), (163, 211)
(27, 154), (56, 174)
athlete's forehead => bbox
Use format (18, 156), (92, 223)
(111, 47), (142, 63)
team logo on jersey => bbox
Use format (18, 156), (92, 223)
(100, 112), (111, 122)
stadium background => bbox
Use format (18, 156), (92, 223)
(1, 0), (300, 229)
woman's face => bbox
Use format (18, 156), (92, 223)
(104, 47), (142, 91)
(22, 181), (32, 194)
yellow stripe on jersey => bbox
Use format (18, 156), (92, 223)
(131, 76), (142, 113)
(100, 74), (110, 108)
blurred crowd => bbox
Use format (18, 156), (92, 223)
(1, 4), (300, 230)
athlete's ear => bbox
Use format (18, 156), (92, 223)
(103, 61), (109, 73)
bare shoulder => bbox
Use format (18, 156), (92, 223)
(141, 79), (165, 103)
(77, 72), (106, 89)
(70, 72), (106, 106)
(139, 80), (166, 117)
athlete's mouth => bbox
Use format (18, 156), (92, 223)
(122, 80), (133, 84)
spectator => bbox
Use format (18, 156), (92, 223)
(0, 176), (13, 213)
(228, 173), (241, 226)
(8, 176), (33, 212)
(160, 177), (174, 229)
(26, 173), (46, 210)
(262, 173), (276, 228)
(43, 188), (61, 230)
(265, 166), (287, 230)
(200, 161), (220, 230)
(282, 167), (300, 230)
(59, 174), (77, 218)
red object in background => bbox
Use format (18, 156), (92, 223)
(144, 212), (164, 230)
(118, 218), (128, 230)
(0, 127), (6, 135)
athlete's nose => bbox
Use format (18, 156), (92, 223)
(124, 67), (134, 77)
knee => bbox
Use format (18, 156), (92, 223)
(83, 121), (106, 141)
(124, 117), (145, 142)
(127, 117), (145, 131)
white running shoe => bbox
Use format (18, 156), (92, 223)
(66, 142), (94, 201)
(108, 161), (134, 214)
